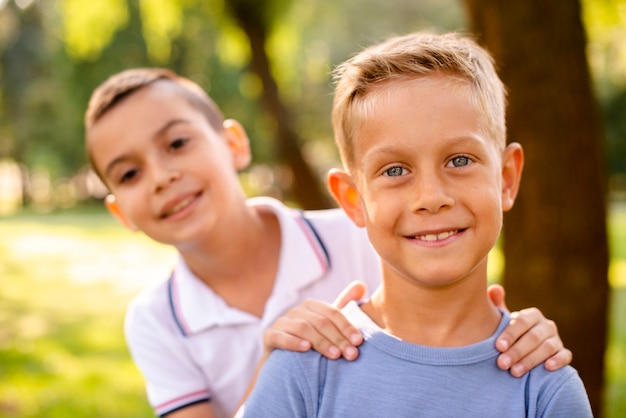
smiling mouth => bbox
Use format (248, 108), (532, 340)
(162, 195), (197, 218)
(415, 230), (459, 242)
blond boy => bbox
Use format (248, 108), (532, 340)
(240, 32), (592, 417)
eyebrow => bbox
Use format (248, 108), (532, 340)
(368, 135), (484, 154)
(104, 118), (191, 179)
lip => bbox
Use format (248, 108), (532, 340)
(159, 191), (202, 221)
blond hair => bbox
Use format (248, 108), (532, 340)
(332, 31), (507, 167)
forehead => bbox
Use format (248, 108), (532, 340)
(86, 82), (209, 168)
(347, 76), (497, 166)
(355, 76), (484, 137)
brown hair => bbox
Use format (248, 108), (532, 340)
(85, 67), (223, 131)
(85, 68), (225, 180)
(332, 31), (507, 168)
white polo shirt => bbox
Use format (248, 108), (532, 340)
(124, 197), (381, 418)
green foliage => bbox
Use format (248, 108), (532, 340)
(59, 0), (129, 61)
(139, 0), (183, 63)
(582, 0), (626, 91)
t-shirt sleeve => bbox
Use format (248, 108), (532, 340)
(124, 295), (210, 416)
(241, 349), (319, 417)
(537, 367), (593, 418)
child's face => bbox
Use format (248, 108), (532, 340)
(87, 81), (249, 246)
(338, 76), (522, 288)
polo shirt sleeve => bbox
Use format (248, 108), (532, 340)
(124, 292), (211, 416)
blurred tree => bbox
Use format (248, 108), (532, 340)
(0, 2), (46, 172)
(463, 0), (609, 415)
(582, 0), (626, 189)
(226, 0), (333, 209)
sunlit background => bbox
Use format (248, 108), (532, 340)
(0, 0), (625, 417)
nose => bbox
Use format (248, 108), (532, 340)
(410, 171), (454, 214)
(149, 160), (181, 193)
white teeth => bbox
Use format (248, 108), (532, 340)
(417, 230), (457, 241)
(168, 196), (194, 215)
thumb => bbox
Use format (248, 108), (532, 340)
(488, 283), (509, 313)
(333, 281), (367, 308)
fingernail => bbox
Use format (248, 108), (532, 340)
(344, 346), (358, 360)
(299, 340), (311, 350)
(497, 339), (509, 351)
(500, 355), (511, 369)
(512, 364), (524, 376)
(328, 346), (340, 358)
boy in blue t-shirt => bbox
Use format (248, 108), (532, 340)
(240, 31), (592, 417)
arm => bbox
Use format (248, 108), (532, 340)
(125, 300), (216, 418)
(488, 284), (573, 377)
(166, 404), (219, 418)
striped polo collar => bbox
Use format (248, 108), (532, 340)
(168, 197), (331, 336)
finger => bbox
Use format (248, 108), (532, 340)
(496, 310), (562, 376)
(333, 281), (368, 308)
(296, 301), (363, 359)
(499, 336), (564, 377)
(495, 307), (544, 353)
(267, 314), (341, 359)
(487, 284), (509, 313)
(272, 301), (362, 359)
(263, 326), (312, 353)
(544, 348), (573, 371)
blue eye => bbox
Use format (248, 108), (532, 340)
(383, 166), (406, 177)
(449, 156), (471, 167)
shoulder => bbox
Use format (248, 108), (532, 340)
(243, 349), (323, 417)
(301, 208), (375, 259)
(301, 207), (360, 231)
(257, 348), (327, 396)
(527, 365), (593, 416)
(265, 347), (325, 378)
(124, 277), (176, 342)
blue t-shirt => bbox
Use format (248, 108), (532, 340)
(241, 302), (592, 417)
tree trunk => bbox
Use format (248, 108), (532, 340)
(227, 0), (333, 209)
(462, 1), (610, 415)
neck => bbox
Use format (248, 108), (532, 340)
(177, 204), (281, 317)
(362, 267), (500, 347)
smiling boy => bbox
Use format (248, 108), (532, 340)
(240, 32), (592, 417)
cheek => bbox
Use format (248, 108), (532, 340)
(360, 188), (400, 229)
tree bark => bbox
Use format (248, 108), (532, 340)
(227, 0), (333, 209)
(462, 1), (610, 415)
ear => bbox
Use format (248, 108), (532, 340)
(223, 119), (251, 170)
(327, 168), (366, 227)
(105, 194), (139, 231)
(501, 142), (524, 212)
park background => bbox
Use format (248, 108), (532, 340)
(0, 0), (625, 416)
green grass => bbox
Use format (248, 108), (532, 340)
(0, 207), (624, 417)
(0, 211), (176, 417)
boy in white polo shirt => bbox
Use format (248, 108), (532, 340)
(84, 68), (573, 418)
